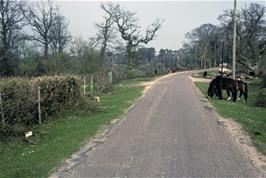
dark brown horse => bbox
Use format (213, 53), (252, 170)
(207, 76), (248, 102)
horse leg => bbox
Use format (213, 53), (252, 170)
(239, 89), (242, 98)
(226, 90), (231, 100)
(232, 90), (237, 102)
(237, 89), (242, 101)
(215, 88), (219, 97)
(218, 87), (223, 100)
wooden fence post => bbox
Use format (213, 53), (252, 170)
(96, 76), (99, 94)
(38, 86), (41, 124)
(83, 76), (86, 95)
(0, 92), (5, 126)
(90, 74), (94, 94)
(108, 71), (113, 88)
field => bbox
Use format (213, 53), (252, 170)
(0, 78), (148, 178)
(195, 81), (266, 155)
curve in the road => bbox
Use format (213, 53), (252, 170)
(57, 71), (260, 178)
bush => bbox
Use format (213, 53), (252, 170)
(137, 63), (155, 77)
(0, 75), (81, 136)
(125, 69), (145, 79)
(254, 88), (266, 107)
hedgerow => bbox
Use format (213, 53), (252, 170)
(0, 75), (81, 137)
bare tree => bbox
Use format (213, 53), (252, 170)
(0, 0), (24, 76)
(49, 10), (71, 55)
(117, 12), (162, 68)
(102, 3), (163, 69)
(97, 3), (118, 57)
(87, 35), (101, 54)
(69, 37), (89, 57)
(23, 0), (56, 57)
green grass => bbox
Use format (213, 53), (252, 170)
(195, 82), (266, 155)
(117, 76), (158, 86)
(192, 70), (220, 79)
(0, 79), (147, 178)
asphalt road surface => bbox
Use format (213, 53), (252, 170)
(62, 71), (259, 178)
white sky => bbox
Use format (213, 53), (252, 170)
(52, 0), (266, 52)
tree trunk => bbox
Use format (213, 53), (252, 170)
(44, 42), (49, 58)
(100, 37), (107, 58)
(127, 44), (133, 69)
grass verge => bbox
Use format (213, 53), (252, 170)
(195, 82), (266, 155)
(0, 78), (148, 178)
(191, 70), (219, 79)
(117, 75), (160, 86)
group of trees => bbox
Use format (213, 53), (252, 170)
(92, 3), (163, 69)
(0, 0), (71, 76)
(177, 3), (266, 74)
(0, 0), (168, 77)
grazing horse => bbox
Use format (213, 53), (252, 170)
(207, 76), (248, 102)
(207, 76), (238, 102)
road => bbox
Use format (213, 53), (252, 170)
(62, 71), (259, 177)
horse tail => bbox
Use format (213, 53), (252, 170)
(244, 82), (248, 101)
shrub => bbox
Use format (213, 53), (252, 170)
(137, 63), (155, 77)
(0, 75), (81, 136)
(254, 88), (266, 107)
(125, 69), (145, 79)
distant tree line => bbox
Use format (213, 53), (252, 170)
(0, 1), (173, 77)
(177, 3), (266, 75)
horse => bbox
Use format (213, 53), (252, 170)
(207, 76), (238, 102)
(207, 76), (248, 102)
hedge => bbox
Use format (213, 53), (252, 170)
(0, 75), (81, 137)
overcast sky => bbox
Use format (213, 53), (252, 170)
(52, 0), (265, 52)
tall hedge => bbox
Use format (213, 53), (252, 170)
(0, 76), (81, 136)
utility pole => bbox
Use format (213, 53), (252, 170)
(221, 40), (224, 75)
(232, 0), (237, 79)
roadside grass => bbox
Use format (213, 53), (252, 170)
(117, 75), (161, 86)
(191, 70), (219, 79)
(195, 82), (266, 155)
(0, 78), (148, 178)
